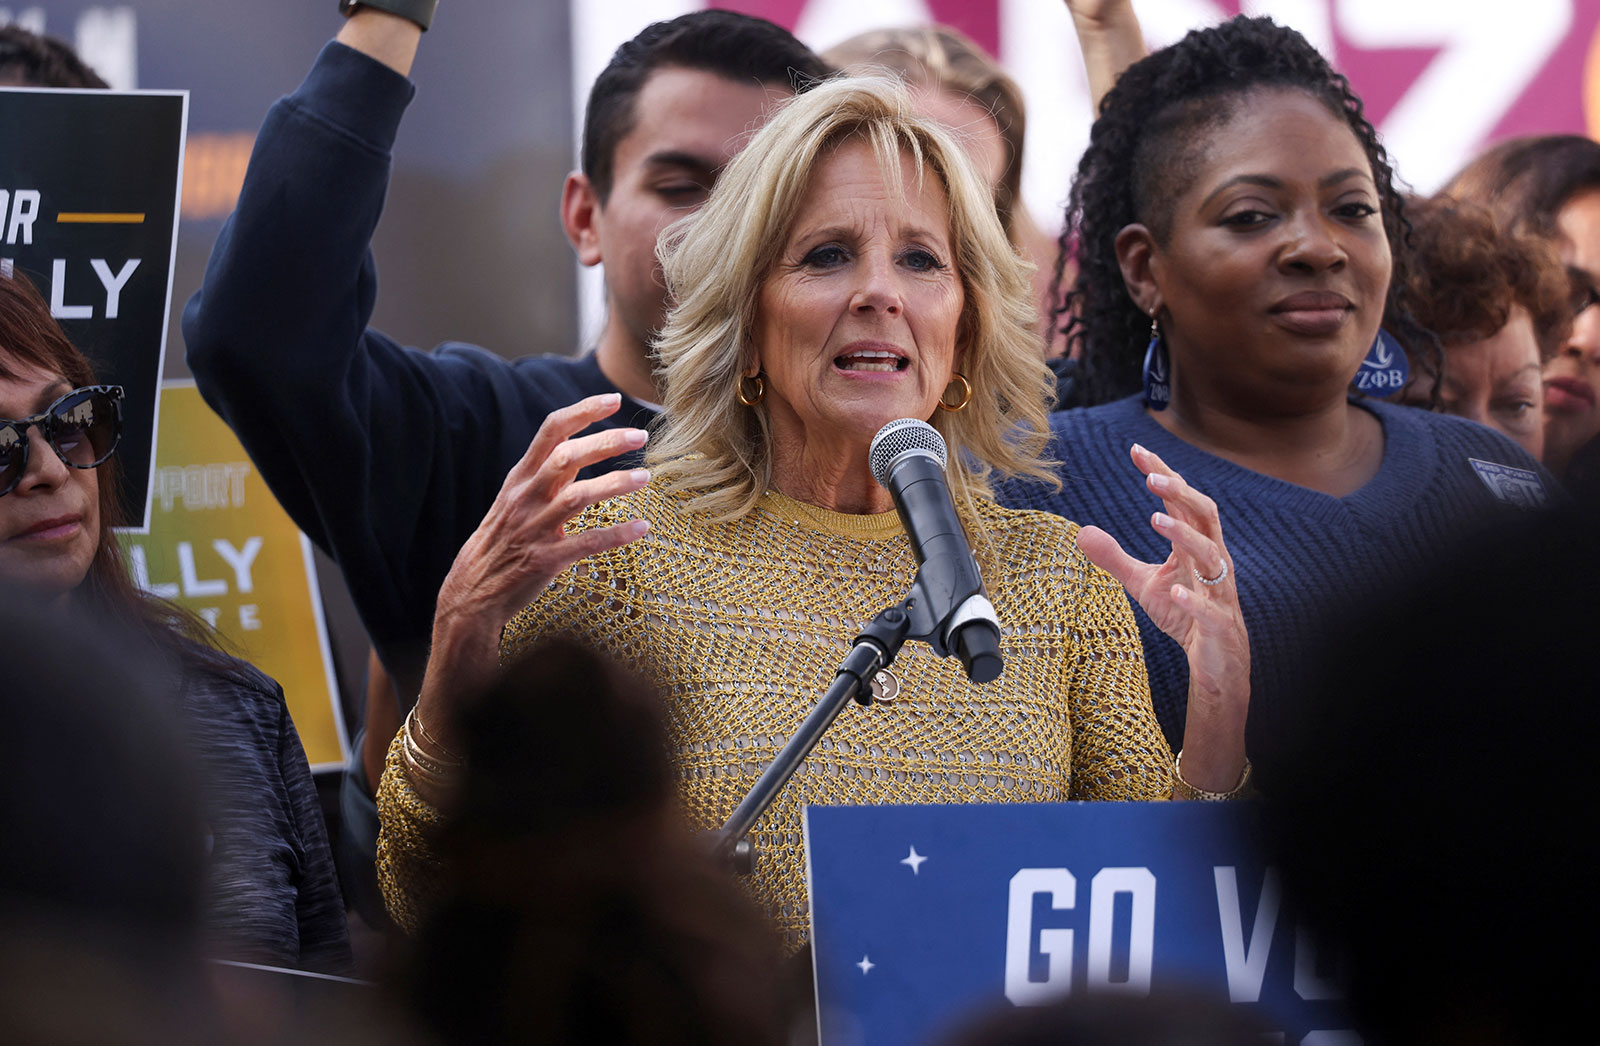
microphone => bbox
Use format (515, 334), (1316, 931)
(869, 419), (1004, 684)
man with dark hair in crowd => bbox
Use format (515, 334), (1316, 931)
(0, 24), (108, 88)
(186, 4), (825, 707)
(183, 5), (827, 928)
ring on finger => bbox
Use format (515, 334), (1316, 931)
(1193, 561), (1228, 586)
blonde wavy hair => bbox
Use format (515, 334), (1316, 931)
(646, 75), (1058, 523)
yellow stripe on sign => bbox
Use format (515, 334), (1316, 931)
(56, 212), (147, 224)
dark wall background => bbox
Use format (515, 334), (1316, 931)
(134, 0), (581, 369)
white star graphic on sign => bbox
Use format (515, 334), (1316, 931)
(857, 955), (875, 975)
(901, 845), (928, 875)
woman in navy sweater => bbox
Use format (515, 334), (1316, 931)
(999, 16), (1553, 760)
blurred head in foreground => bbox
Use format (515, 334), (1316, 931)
(0, 596), (216, 1044)
(1263, 504), (1597, 1043)
(396, 639), (793, 1045)
(942, 986), (1276, 1045)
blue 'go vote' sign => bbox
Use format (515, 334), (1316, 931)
(805, 801), (1357, 1045)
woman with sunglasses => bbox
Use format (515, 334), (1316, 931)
(0, 272), (352, 974)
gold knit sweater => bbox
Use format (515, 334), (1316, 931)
(377, 484), (1174, 945)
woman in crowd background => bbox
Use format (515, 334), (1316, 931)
(824, 25), (1064, 357)
(1390, 195), (1571, 459)
(999, 16), (1551, 760)
(824, 5), (1149, 387)
(378, 75), (1253, 946)
(1445, 135), (1600, 489)
(0, 271), (350, 974)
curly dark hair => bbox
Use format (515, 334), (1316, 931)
(1399, 195), (1572, 368)
(1051, 16), (1431, 405)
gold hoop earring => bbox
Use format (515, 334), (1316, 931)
(938, 372), (972, 412)
(736, 374), (765, 407)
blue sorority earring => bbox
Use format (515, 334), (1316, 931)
(1142, 311), (1171, 411)
(1354, 328), (1410, 394)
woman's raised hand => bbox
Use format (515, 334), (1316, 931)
(1074, 443), (1250, 791)
(1063, 0), (1145, 114)
(1064, 0), (1135, 26)
(416, 393), (653, 744)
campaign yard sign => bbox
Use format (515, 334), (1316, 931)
(0, 87), (187, 530)
(118, 382), (348, 771)
(806, 801), (1355, 1045)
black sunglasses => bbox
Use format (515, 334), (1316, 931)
(0, 385), (124, 497)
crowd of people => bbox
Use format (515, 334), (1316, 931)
(2, 1), (1594, 1041)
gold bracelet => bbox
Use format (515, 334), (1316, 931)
(400, 738), (455, 789)
(405, 705), (463, 767)
(402, 739), (455, 782)
(401, 709), (464, 788)
(1172, 749), (1251, 801)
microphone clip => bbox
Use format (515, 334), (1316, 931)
(837, 603), (913, 707)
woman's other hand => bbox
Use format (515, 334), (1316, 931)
(416, 393), (652, 750)
(1075, 443), (1249, 791)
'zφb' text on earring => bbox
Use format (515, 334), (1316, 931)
(938, 372), (972, 412)
(736, 374), (765, 406)
(1353, 328), (1409, 394)
(1142, 314), (1170, 411)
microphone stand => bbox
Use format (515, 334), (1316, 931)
(712, 602), (912, 874)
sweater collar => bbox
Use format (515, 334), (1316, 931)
(1090, 394), (1437, 524)
(759, 490), (905, 539)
